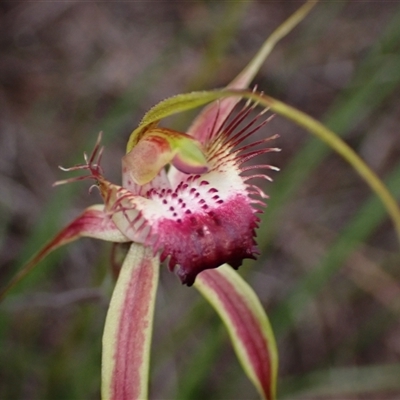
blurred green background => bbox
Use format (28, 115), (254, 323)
(1, 1), (400, 399)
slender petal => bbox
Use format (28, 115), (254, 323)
(183, 0), (318, 144)
(102, 243), (159, 400)
(125, 1), (317, 154)
(0, 205), (129, 301)
(194, 265), (278, 400)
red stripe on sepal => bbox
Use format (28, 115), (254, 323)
(0, 205), (129, 301)
(194, 265), (278, 400)
(102, 244), (159, 400)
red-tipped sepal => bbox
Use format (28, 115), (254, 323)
(0, 205), (129, 301)
(194, 264), (278, 400)
(186, 0), (317, 145)
(102, 243), (159, 400)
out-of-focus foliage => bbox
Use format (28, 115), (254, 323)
(1, 1), (400, 399)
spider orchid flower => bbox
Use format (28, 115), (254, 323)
(0, 3), (320, 400)
(55, 98), (280, 400)
(77, 105), (278, 287)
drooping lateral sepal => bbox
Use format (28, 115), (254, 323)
(194, 264), (278, 400)
(102, 243), (159, 400)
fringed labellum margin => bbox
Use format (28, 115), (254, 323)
(105, 102), (280, 286)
